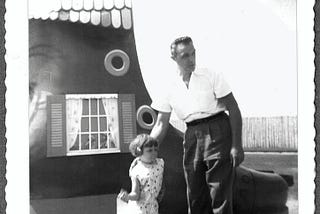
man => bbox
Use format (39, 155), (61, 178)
(150, 36), (244, 214)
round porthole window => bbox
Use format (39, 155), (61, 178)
(136, 105), (157, 130)
(104, 49), (130, 76)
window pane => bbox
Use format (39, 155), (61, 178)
(100, 133), (108, 148)
(81, 134), (90, 150)
(69, 134), (79, 151)
(91, 117), (98, 132)
(81, 117), (89, 132)
(99, 99), (106, 115)
(99, 117), (108, 131)
(91, 134), (98, 149)
(91, 99), (98, 115)
(82, 99), (89, 115)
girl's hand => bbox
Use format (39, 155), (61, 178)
(118, 189), (129, 203)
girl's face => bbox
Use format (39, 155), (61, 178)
(141, 145), (158, 163)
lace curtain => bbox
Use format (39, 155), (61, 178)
(66, 99), (83, 150)
(102, 98), (119, 148)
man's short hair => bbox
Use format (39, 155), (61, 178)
(170, 36), (193, 58)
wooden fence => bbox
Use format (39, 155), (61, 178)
(170, 116), (298, 152)
(242, 116), (297, 152)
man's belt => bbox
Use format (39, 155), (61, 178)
(186, 111), (226, 127)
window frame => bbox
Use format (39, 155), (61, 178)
(66, 94), (121, 156)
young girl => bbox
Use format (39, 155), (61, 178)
(118, 134), (165, 214)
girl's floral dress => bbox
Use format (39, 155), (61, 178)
(128, 158), (164, 214)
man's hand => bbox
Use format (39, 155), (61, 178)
(230, 146), (244, 167)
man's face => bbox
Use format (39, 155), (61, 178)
(173, 42), (196, 73)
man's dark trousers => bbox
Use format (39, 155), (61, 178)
(183, 112), (234, 214)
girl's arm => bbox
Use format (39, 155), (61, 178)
(118, 176), (141, 203)
(127, 176), (141, 201)
(157, 161), (166, 203)
(157, 181), (165, 203)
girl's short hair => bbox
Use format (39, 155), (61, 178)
(129, 134), (158, 157)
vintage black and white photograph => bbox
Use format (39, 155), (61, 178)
(6, 0), (315, 213)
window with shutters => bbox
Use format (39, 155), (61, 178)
(47, 94), (136, 157)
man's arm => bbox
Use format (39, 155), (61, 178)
(150, 111), (171, 143)
(218, 93), (244, 167)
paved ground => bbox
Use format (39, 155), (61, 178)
(118, 152), (298, 214)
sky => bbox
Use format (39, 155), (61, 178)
(132, 0), (297, 117)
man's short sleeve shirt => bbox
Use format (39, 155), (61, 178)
(151, 67), (232, 122)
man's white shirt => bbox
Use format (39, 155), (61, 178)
(151, 67), (231, 122)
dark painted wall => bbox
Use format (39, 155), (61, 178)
(29, 20), (188, 213)
(29, 20), (149, 99)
